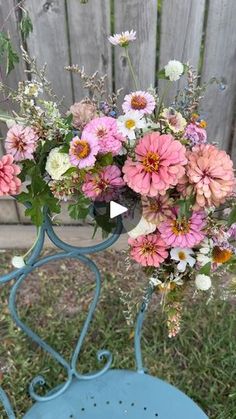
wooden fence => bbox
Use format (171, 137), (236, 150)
(0, 0), (236, 223)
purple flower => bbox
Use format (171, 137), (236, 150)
(184, 123), (207, 146)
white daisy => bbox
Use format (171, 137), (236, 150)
(170, 248), (196, 272)
(117, 111), (146, 141)
(108, 30), (136, 47)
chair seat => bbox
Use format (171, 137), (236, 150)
(24, 369), (208, 419)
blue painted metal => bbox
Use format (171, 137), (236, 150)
(0, 208), (208, 418)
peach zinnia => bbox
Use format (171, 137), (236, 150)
(186, 144), (234, 207)
(123, 132), (187, 196)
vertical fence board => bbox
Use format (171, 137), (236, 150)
(114, 0), (158, 97)
(159, 0), (205, 104)
(67, 0), (112, 101)
(201, 0), (236, 150)
(0, 0), (25, 143)
(25, 0), (73, 108)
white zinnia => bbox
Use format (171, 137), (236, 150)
(12, 256), (26, 268)
(195, 274), (212, 291)
(117, 111), (146, 141)
(128, 216), (156, 239)
(164, 60), (184, 82)
(108, 30), (136, 47)
(46, 147), (72, 180)
(170, 248), (195, 272)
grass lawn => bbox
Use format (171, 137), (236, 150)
(0, 249), (236, 418)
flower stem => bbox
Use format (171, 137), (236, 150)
(157, 80), (172, 116)
(125, 47), (138, 90)
(23, 226), (42, 260)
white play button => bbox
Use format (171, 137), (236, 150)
(110, 201), (128, 219)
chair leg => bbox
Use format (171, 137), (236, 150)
(0, 387), (15, 419)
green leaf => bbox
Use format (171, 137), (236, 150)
(157, 68), (168, 80)
(59, 144), (70, 154)
(0, 32), (19, 75)
(176, 195), (195, 219)
(20, 11), (33, 41)
(64, 113), (73, 127)
(63, 167), (77, 176)
(228, 207), (236, 226)
(199, 262), (211, 276)
(68, 197), (90, 220)
(5, 38), (19, 75)
(65, 131), (74, 144)
(98, 152), (113, 167)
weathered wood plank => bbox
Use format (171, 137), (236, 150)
(25, 0), (73, 108)
(0, 0), (25, 139)
(229, 120), (236, 165)
(159, 0), (205, 104)
(67, 0), (112, 101)
(114, 0), (158, 97)
(201, 0), (236, 150)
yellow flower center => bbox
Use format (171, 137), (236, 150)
(73, 140), (90, 159)
(178, 251), (186, 260)
(142, 151), (160, 173)
(125, 119), (136, 129)
(172, 217), (190, 235)
(199, 120), (207, 128)
(212, 246), (232, 264)
(141, 243), (156, 255)
(131, 95), (147, 110)
(119, 35), (129, 47)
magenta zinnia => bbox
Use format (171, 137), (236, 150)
(123, 132), (187, 196)
(83, 116), (124, 156)
(69, 133), (99, 169)
(158, 210), (206, 248)
(128, 233), (168, 267)
(82, 165), (125, 202)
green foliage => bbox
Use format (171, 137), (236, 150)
(68, 196), (91, 220)
(20, 10), (33, 42)
(0, 32), (19, 75)
(98, 152), (113, 167)
(227, 207), (236, 226)
(199, 262), (211, 276)
(176, 195), (195, 219)
(17, 165), (60, 226)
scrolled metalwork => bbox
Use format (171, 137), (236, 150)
(0, 206), (152, 416)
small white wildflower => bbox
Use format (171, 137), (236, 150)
(117, 111), (146, 141)
(128, 216), (156, 239)
(149, 276), (162, 287)
(12, 256), (25, 269)
(24, 82), (42, 98)
(45, 147), (72, 180)
(170, 248), (195, 272)
(195, 274), (212, 291)
(196, 239), (213, 266)
(108, 30), (136, 47)
(164, 60), (184, 82)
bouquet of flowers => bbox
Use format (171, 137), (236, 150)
(1, 31), (236, 337)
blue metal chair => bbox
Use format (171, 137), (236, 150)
(0, 209), (208, 418)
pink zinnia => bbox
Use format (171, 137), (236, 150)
(5, 124), (39, 161)
(0, 154), (21, 196)
(128, 233), (168, 267)
(83, 116), (124, 155)
(69, 133), (99, 169)
(158, 210), (206, 248)
(122, 132), (187, 196)
(122, 91), (156, 115)
(186, 144), (234, 207)
(184, 123), (207, 146)
(82, 165), (125, 202)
